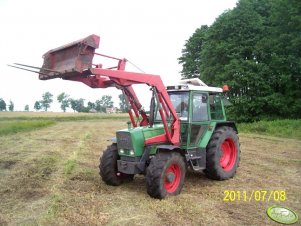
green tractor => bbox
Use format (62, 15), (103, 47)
(100, 78), (240, 199)
(10, 35), (240, 199)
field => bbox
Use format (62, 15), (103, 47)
(0, 112), (300, 225)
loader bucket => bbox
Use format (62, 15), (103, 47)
(39, 34), (100, 80)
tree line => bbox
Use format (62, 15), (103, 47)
(179, 0), (301, 122)
(0, 92), (128, 113)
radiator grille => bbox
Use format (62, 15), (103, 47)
(116, 132), (133, 150)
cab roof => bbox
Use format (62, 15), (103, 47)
(166, 78), (223, 93)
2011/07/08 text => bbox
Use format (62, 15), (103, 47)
(223, 190), (286, 202)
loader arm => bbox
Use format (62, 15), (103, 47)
(18, 34), (180, 145)
(87, 67), (180, 145)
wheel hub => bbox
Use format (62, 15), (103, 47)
(166, 172), (175, 183)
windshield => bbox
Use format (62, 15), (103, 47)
(155, 91), (189, 121)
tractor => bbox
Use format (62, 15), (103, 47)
(10, 35), (240, 199)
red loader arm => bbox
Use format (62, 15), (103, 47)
(32, 34), (180, 145)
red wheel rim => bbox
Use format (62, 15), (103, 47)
(220, 138), (237, 172)
(164, 163), (181, 193)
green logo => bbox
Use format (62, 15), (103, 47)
(267, 206), (298, 224)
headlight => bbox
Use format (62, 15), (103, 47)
(129, 150), (135, 156)
(119, 149), (124, 154)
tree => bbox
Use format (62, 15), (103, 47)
(34, 101), (41, 111)
(8, 100), (14, 112)
(178, 25), (209, 78)
(87, 101), (96, 111)
(118, 94), (127, 113)
(259, 0), (301, 118)
(70, 99), (77, 112)
(0, 98), (6, 111)
(69, 98), (86, 112)
(95, 100), (103, 112)
(178, 0), (301, 122)
(57, 92), (70, 112)
(24, 105), (29, 111)
(95, 95), (113, 112)
(40, 92), (53, 111)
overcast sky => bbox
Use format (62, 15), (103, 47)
(0, 0), (237, 111)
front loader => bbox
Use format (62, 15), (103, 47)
(10, 34), (240, 199)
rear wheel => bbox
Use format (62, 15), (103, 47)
(146, 152), (186, 199)
(99, 144), (134, 186)
(205, 126), (240, 180)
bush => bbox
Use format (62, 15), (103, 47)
(238, 119), (301, 140)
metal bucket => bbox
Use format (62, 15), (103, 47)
(39, 34), (100, 80)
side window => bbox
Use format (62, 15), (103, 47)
(192, 93), (209, 121)
(210, 94), (224, 120)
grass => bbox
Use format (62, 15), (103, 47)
(0, 112), (128, 136)
(0, 120), (56, 136)
(238, 119), (301, 140)
(0, 113), (300, 225)
(63, 160), (77, 175)
(0, 111), (128, 122)
(47, 194), (62, 218)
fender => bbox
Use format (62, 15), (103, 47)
(216, 121), (238, 133)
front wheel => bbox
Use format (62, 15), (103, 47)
(146, 152), (186, 199)
(99, 144), (134, 186)
(205, 126), (240, 180)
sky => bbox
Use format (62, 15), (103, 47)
(0, 0), (238, 112)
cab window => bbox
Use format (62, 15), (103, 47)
(155, 92), (189, 121)
(192, 93), (209, 121)
(209, 94), (224, 120)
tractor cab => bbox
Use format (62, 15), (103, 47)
(154, 78), (228, 149)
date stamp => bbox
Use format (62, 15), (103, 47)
(223, 190), (286, 202)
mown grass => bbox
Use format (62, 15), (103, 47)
(63, 160), (77, 175)
(238, 119), (301, 140)
(0, 120), (56, 136)
(0, 119), (300, 225)
(47, 194), (62, 218)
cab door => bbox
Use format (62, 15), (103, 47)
(188, 92), (210, 147)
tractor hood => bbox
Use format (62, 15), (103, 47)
(116, 124), (165, 157)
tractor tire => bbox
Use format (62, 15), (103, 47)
(146, 152), (186, 199)
(205, 126), (240, 180)
(99, 144), (134, 186)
